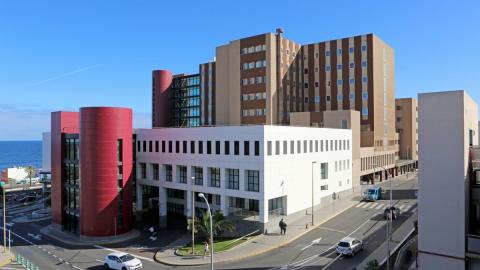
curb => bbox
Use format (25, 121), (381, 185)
(155, 199), (358, 266)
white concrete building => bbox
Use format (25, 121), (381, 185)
(42, 132), (51, 172)
(134, 125), (352, 232)
(418, 90), (478, 270)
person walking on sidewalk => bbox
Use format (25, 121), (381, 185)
(279, 219), (287, 235)
(203, 241), (209, 258)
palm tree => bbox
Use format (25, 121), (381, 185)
(188, 210), (235, 241)
(25, 166), (36, 186)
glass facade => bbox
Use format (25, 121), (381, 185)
(171, 74), (201, 127)
(63, 134), (80, 234)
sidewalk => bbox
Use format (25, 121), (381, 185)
(155, 175), (416, 266)
(0, 249), (13, 268)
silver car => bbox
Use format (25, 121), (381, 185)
(335, 237), (363, 256)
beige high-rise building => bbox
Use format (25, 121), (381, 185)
(395, 98), (418, 161)
(153, 29), (410, 186)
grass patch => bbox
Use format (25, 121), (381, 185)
(176, 237), (249, 256)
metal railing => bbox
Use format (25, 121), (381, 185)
(228, 207), (259, 219)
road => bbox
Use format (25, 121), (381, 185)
(1, 176), (417, 270)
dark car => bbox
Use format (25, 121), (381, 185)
(383, 206), (400, 220)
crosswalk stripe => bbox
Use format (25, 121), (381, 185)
(374, 204), (383, 210)
(368, 203), (377, 209)
(357, 202), (367, 208)
(403, 205), (412, 212)
(398, 205), (406, 211)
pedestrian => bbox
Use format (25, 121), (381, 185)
(283, 221), (287, 235)
(279, 219), (285, 235)
(203, 241), (209, 258)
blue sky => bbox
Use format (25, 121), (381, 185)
(0, 0), (479, 140)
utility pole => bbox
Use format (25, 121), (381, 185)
(191, 176), (195, 255)
(1, 181), (6, 253)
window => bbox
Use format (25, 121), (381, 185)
(297, 140), (301, 153)
(209, 168), (220, 188)
(361, 45), (367, 51)
(224, 141), (230, 155)
(303, 140), (307, 153)
(175, 141), (179, 153)
(362, 107), (369, 116)
(362, 77), (368, 83)
(244, 141), (250, 155)
(290, 140), (294, 154)
(304, 68), (308, 74)
(183, 141), (187, 153)
(315, 96), (320, 103)
(315, 82), (319, 88)
(246, 170), (260, 192)
(349, 62), (354, 69)
(349, 78), (355, 85)
(315, 140), (319, 152)
(254, 141), (260, 156)
(341, 120), (348, 129)
(305, 83), (309, 88)
(349, 47), (354, 53)
(325, 65), (331, 72)
(320, 140), (324, 151)
(162, 141), (166, 152)
(362, 92), (368, 100)
(337, 64), (342, 70)
(216, 141), (221, 154)
(198, 141), (203, 154)
(155, 141), (159, 152)
(143, 141), (147, 152)
(396, 117), (401, 122)
(337, 48), (342, 55)
(338, 80), (343, 85)
(178, 165), (187, 183)
(140, 163), (146, 179)
(234, 141), (240, 155)
(165, 165), (172, 182)
(325, 51), (330, 56)
(227, 169), (239, 190)
(267, 141), (272, 156)
(321, 163), (328, 179)
(137, 140), (140, 152)
(349, 93), (355, 100)
(362, 61), (367, 67)
(190, 141), (195, 154)
(275, 141), (280, 155)
(193, 166), (203, 185)
(338, 95), (343, 101)
(321, 185), (328, 191)
(152, 164), (159, 180)
(207, 141), (212, 154)
(283, 141), (287, 154)
(326, 95), (331, 101)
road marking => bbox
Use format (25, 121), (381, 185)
(356, 202), (367, 208)
(93, 245), (155, 262)
(317, 227), (346, 233)
(374, 204), (383, 210)
(403, 205), (412, 212)
(300, 238), (322, 251)
(368, 203), (377, 209)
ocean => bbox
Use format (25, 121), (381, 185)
(0, 141), (42, 172)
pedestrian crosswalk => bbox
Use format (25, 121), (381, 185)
(355, 201), (416, 212)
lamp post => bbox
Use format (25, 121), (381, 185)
(311, 161), (317, 226)
(0, 181), (6, 253)
(374, 164), (393, 270)
(191, 176), (195, 255)
(198, 193), (213, 270)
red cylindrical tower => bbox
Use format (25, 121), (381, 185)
(79, 107), (133, 237)
(152, 70), (173, 127)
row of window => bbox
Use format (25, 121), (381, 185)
(280, 44), (368, 61)
(241, 44), (267, 55)
(334, 159), (351, 172)
(302, 61), (367, 74)
(302, 77), (367, 89)
(140, 163), (261, 192)
(361, 153), (396, 171)
(241, 60), (267, 70)
(267, 139), (350, 156)
(137, 140), (261, 156)
(242, 76), (266, 85)
(285, 92), (367, 103)
(241, 92), (267, 101)
(242, 109), (267, 117)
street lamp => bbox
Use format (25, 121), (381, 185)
(191, 176), (195, 255)
(311, 161), (317, 226)
(373, 164), (393, 270)
(0, 181), (6, 253)
(198, 193), (213, 270)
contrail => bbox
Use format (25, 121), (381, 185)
(24, 64), (103, 88)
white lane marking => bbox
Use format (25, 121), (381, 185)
(72, 265), (83, 270)
(300, 238), (322, 251)
(368, 203), (377, 209)
(356, 202), (367, 208)
(93, 245), (154, 262)
(403, 205), (412, 212)
(374, 204), (384, 210)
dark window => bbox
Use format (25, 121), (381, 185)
(254, 141), (260, 156)
(227, 169), (239, 190)
(155, 141), (159, 152)
(143, 141), (147, 152)
(225, 141), (230, 155)
(207, 141), (212, 154)
(183, 141), (187, 153)
(216, 141), (221, 155)
(152, 164), (159, 180)
(209, 168), (220, 188)
(165, 165), (172, 181)
(137, 141), (141, 152)
(175, 141), (180, 153)
(244, 141), (250, 156)
(178, 166), (187, 183)
(168, 141), (172, 153)
(247, 170), (260, 192)
(117, 139), (123, 162)
(199, 141), (203, 154)
(234, 141), (239, 155)
(162, 141), (165, 152)
(193, 166), (203, 185)
(149, 141), (152, 152)
(191, 141), (195, 154)
(140, 163), (146, 179)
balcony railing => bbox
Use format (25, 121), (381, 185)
(228, 207), (259, 220)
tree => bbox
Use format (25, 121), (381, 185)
(25, 166), (36, 186)
(187, 210), (235, 241)
(364, 259), (379, 270)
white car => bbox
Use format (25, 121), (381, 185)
(104, 252), (143, 270)
(335, 237), (363, 256)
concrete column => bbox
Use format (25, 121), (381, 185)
(159, 187), (167, 228)
(203, 166), (208, 187)
(220, 194), (228, 216)
(260, 198), (269, 225)
(136, 183), (143, 222)
(239, 169), (246, 191)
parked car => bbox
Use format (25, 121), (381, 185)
(335, 237), (363, 256)
(362, 186), (382, 201)
(104, 252), (142, 270)
(383, 206), (400, 220)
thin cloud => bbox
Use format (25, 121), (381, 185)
(23, 64), (103, 88)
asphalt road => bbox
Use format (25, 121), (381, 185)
(1, 176), (417, 270)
